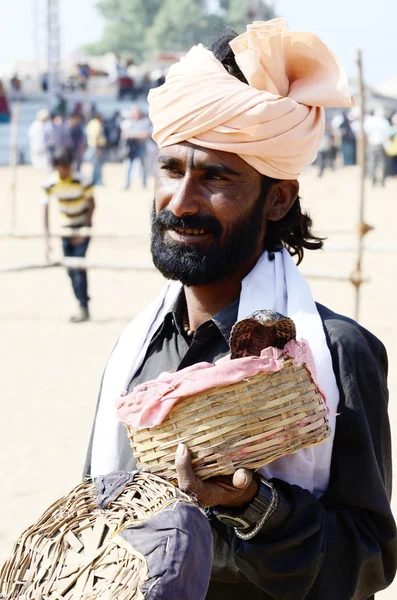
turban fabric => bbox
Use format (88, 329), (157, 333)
(148, 18), (355, 180)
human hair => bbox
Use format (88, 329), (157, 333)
(210, 31), (324, 264)
(52, 146), (74, 167)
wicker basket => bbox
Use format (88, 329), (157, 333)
(128, 358), (331, 480)
(0, 473), (190, 600)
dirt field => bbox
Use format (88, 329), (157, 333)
(1, 162), (396, 597)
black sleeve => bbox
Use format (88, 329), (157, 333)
(211, 319), (397, 600)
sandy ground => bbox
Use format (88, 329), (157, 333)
(1, 161), (397, 597)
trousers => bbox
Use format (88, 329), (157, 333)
(62, 237), (90, 308)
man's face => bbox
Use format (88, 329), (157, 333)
(151, 143), (271, 286)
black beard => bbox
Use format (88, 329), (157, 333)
(150, 194), (267, 287)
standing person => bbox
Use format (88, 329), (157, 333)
(42, 147), (95, 322)
(105, 110), (121, 162)
(86, 113), (106, 185)
(339, 112), (356, 166)
(120, 106), (151, 190)
(83, 20), (396, 600)
(69, 112), (87, 172)
(384, 112), (397, 177)
(364, 109), (390, 186)
(54, 93), (67, 117)
(72, 101), (85, 122)
(9, 73), (22, 101)
(317, 125), (333, 177)
(28, 109), (50, 170)
(52, 113), (74, 152)
(43, 113), (56, 162)
(0, 80), (10, 123)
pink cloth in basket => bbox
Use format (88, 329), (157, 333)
(116, 339), (321, 429)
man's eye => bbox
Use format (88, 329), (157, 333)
(206, 173), (224, 181)
(160, 165), (182, 175)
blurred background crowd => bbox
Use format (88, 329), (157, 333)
(26, 98), (157, 189)
(1, 0), (397, 187)
(19, 102), (397, 189)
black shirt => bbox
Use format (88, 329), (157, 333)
(117, 293), (239, 474)
(128, 292), (239, 391)
(84, 302), (396, 600)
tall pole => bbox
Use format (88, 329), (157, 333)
(33, 0), (39, 81)
(33, 0), (46, 93)
(47, 0), (61, 108)
(9, 101), (20, 234)
(351, 49), (372, 322)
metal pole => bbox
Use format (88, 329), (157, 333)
(47, 0), (61, 108)
(351, 49), (370, 322)
(33, 0), (39, 81)
(9, 101), (20, 234)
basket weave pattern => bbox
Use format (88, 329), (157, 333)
(128, 358), (331, 480)
(0, 473), (187, 600)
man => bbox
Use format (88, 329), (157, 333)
(120, 106), (151, 190)
(317, 124), (334, 178)
(44, 113), (73, 164)
(28, 108), (50, 170)
(43, 147), (95, 322)
(86, 112), (106, 185)
(339, 112), (357, 166)
(84, 20), (396, 599)
(364, 109), (390, 186)
(68, 112), (87, 172)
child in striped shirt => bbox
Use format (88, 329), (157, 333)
(42, 147), (95, 322)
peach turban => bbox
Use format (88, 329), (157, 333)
(148, 18), (355, 180)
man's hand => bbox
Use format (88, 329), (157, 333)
(175, 443), (259, 508)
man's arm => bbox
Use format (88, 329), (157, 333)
(85, 195), (95, 227)
(178, 322), (397, 599)
(231, 335), (395, 599)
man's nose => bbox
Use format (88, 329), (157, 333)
(168, 175), (205, 218)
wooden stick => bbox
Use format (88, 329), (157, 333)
(353, 48), (368, 322)
(9, 101), (20, 234)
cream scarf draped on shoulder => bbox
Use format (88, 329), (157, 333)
(91, 250), (340, 500)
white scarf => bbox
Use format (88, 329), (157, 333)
(91, 249), (339, 498)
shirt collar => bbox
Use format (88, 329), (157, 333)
(170, 290), (239, 345)
(212, 298), (239, 344)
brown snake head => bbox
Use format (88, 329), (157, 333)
(229, 310), (296, 359)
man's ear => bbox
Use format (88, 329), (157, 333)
(266, 180), (299, 222)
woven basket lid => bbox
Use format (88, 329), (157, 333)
(0, 471), (213, 600)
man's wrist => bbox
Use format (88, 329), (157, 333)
(213, 477), (279, 535)
(234, 481), (280, 540)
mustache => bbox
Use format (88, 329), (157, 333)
(153, 210), (222, 236)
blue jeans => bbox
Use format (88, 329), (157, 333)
(317, 150), (335, 177)
(341, 140), (356, 166)
(89, 149), (103, 185)
(368, 144), (387, 185)
(62, 237), (90, 308)
(124, 153), (147, 189)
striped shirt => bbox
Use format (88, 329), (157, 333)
(42, 172), (94, 227)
